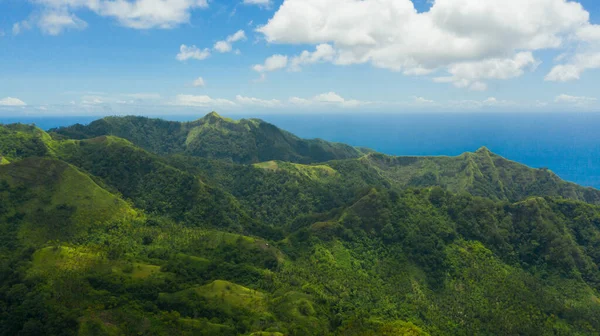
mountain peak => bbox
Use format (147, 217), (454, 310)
(205, 111), (222, 118)
(201, 111), (239, 125)
(203, 111), (225, 122)
(476, 146), (492, 154)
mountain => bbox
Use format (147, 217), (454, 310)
(51, 112), (364, 164)
(53, 135), (258, 232)
(0, 123), (52, 162)
(355, 147), (600, 204)
(2, 114), (600, 335)
(0, 157), (137, 248)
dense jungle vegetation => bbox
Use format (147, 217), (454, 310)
(2, 112), (600, 335)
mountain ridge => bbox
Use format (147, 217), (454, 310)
(3, 113), (598, 208)
(50, 112), (366, 164)
(3, 113), (600, 335)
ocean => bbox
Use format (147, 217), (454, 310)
(2, 113), (600, 189)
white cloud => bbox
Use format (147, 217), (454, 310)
(290, 92), (365, 108)
(100, 0), (209, 29)
(448, 97), (514, 110)
(253, 54), (288, 72)
(434, 52), (539, 91)
(235, 95), (282, 107)
(243, 0), (271, 6)
(174, 95), (236, 107)
(290, 44), (336, 71)
(214, 29), (247, 53)
(26, 0), (209, 32)
(79, 93), (161, 105)
(314, 92), (345, 103)
(81, 95), (104, 105)
(193, 77), (206, 87)
(258, 0), (594, 88)
(0, 97), (27, 106)
(38, 11), (87, 35)
(227, 29), (246, 43)
(176, 44), (210, 61)
(577, 24), (600, 42)
(482, 97), (514, 106)
(554, 94), (597, 106)
(546, 52), (600, 82)
(12, 20), (32, 35)
(414, 96), (434, 104)
(214, 41), (232, 53)
(288, 97), (311, 106)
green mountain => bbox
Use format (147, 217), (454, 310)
(356, 148), (600, 203)
(0, 157), (137, 248)
(51, 112), (364, 164)
(53, 135), (258, 232)
(2, 114), (600, 335)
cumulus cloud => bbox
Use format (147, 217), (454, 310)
(576, 24), (600, 42)
(193, 77), (206, 87)
(235, 95), (282, 107)
(289, 92), (365, 108)
(0, 97), (27, 106)
(213, 41), (232, 53)
(253, 54), (288, 72)
(546, 52), (600, 82)
(214, 30), (246, 53)
(258, 0), (596, 88)
(23, 0), (208, 33)
(177, 45), (210, 61)
(434, 52), (539, 91)
(174, 95), (236, 107)
(290, 44), (336, 71)
(546, 23), (600, 80)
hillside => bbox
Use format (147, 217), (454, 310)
(51, 112), (364, 164)
(0, 157), (137, 248)
(354, 147), (600, 204)
(53, 135), (260, 233)
(2, 116), (600, 335)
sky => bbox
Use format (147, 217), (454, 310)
(1, 0), (600, 116)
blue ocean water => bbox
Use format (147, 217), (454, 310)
(2, 113), (600, 189)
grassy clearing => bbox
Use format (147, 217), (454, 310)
(195, 280), (268, 312)
(30, 246), (101, 276)
(254, 160), (337, 180)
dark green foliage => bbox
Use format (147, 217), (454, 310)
(362, 148), (600, 204)
(0, 123), (49, 161)
(51, 112), (363, 164)
(55, 136), (256, 232)
(2, 117), (600, 335)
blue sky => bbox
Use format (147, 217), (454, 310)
(1, 0), (600, 116)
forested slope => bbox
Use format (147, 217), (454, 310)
(51, 112), (364, 164)
(357, 148), (600, 204)
(1, 114), (600, 335)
